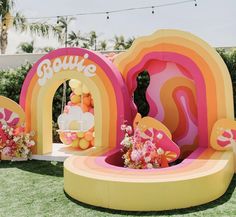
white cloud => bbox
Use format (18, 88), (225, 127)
(57, 106), (94, 132)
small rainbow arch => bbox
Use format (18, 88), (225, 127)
(19, 48), (131, 154)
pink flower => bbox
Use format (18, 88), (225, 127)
(71, 132), (77, 140)
(125, 126), (133, 135)
(121, 124), (127, 131)
(131, 150), (141, 162)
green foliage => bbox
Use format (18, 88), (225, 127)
(217, 49), (236, 82)
(17, 40), (34, 53)
(134, 71), (150, 116)
(217, 49), (236, 112)
(0, 62), (32, 103)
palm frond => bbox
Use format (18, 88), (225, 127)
(12, 11), (27, 32)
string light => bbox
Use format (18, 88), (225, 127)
(106, 12), (109, 20)
(11, 0), (195, 21)
(151, 6), (155, 14)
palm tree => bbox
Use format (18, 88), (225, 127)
(125, 37), (135, 49)
(67, 30), (88, 47)
(88, 31), (98, 50)
(53, 16), (75, 47)
(0, 0), (53, 54)
(98, 40), (107, 51)
(113, 35), (126, 50)
(17, 40), (34, 53)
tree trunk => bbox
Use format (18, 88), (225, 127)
(0, 25), (8, 54)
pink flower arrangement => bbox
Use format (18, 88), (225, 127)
(0, 121), (35, 159)
(120, 123), (169, 169)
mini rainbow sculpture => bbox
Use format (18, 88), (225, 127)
(0, 29), (235, 211)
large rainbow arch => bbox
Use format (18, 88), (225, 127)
(64, 30), (236, 211)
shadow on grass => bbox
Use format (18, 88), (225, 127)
(64, 174), (236, 216)
(0, 160), (63, 177)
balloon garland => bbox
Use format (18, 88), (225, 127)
(57, 79), (95, 150)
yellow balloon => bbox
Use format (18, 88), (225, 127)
(71, 95), (81, 104)
(82, 85), (90, 94)
(74, 87), (82, 95)
(69, 79), (81, 89)
(71, 139), (80, 148)
(77, 131), (85, 138)
(69, 120), (80, 130)
(79, 138), (90, 150)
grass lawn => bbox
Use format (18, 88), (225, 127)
(0, 160), (235, 217)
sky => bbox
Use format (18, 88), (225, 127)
(6, 0), (236, 54)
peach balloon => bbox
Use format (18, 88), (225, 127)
(79, 139), (90, 150)
(84, 131), (93, 141)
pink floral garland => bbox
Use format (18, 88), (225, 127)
(120, 123), (169, 169)
(0, 121), (35, 159)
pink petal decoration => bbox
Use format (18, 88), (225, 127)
(222, 131), (231, 138)
(231, 129), (236, 140)
(216, 139), (230, 147)
(142, 128), (180, 162)
(0, 108), (20, 126)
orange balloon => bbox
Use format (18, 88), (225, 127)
(89, 127), (94, 132)
(83, 95), (91, 106)
(84, 131), (93, 141)
(81, 104), (89, 112)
